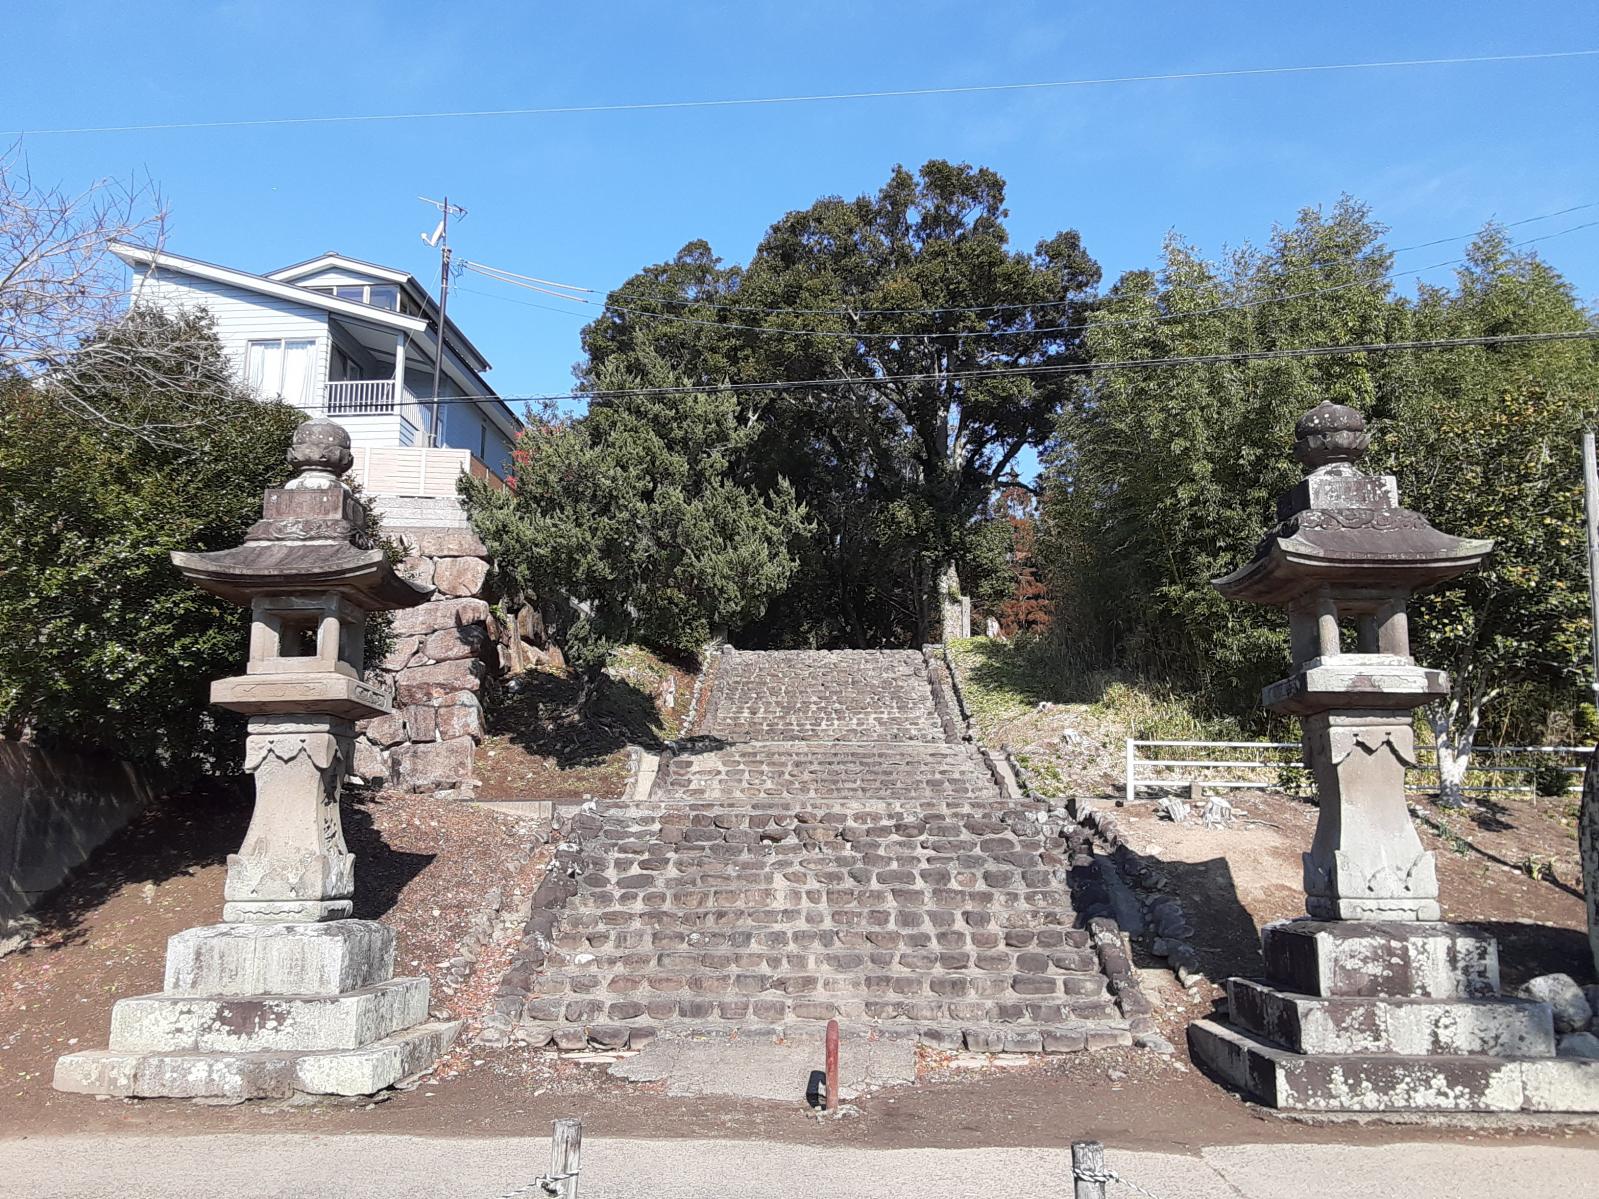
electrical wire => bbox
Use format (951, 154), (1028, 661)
(9, 49), (1597, 137)
(466, 200), (1599, 318)
(460, 219), (1599, 342)
(379, 327), (1599, 408)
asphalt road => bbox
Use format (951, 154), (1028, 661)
(4, 1134), (1599, 1199)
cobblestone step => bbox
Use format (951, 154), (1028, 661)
(493, 648), (1134, 1053)
(658, 742), (995, 803)
(701, 649), (948, 743)
(519, 1019), (1132, 1055)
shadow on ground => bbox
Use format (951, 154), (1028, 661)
(485, 666), (672, 771)
(11, 785), (250, 951)
(347, 788), (438, 920)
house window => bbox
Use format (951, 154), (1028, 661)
(311, 283), (402, 311)
(245, 338), (316, 409)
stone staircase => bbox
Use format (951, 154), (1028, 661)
(498, 648), (1141, 1054)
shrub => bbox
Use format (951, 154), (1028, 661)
(0, 310), (302, 775)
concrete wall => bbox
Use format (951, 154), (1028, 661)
(0, 741), (155, 931)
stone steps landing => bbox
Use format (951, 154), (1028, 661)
(509, 799), (1131, 1052)
(701, 649), (948, 743)
(656, 741), (998, 804)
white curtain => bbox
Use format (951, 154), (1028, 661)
(280, 339), (315, 410)
(245, 339), (317, 411)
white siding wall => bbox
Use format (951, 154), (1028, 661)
(130, 268), (330, 414)
(281, 267), (392, 288)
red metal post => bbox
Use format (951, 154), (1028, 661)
(824, 1018), (840, 1112)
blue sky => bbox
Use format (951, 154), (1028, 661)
(5, 1), (1597, 463)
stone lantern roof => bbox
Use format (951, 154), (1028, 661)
(172, 419), (429, 611)
(1213, 402), (1492, 607)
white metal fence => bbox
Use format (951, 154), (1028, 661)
(1124, 738), (1590, 804)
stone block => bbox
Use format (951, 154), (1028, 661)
(433, 556), (489, 598)
(54, 1020), (460, 1099)
(163, 921), (395, 998)
(389, 597), (491, 637)
(423, 623), (492, 663)
(379, 635), (423, 671)
(350, 738), (391, 783)
(401, 528), (487, 559)
(1188, 1019), (1529, 1112)
(433, 700), (485, 743)
(404, 704), (438, 742)
(1226, 978), (1556, 1057)
(108, 978), (430, 1052)
(398, 555), (436, 589)
(363, 713), (408, 748)
(1522, 1056), (1599, 1110)
(398, 737), (475, 791)
(1262, 920), (1499, 999)
(396, 659), (486, 704)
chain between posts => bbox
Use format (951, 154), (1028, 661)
(1073, 1165), (1166, 1199)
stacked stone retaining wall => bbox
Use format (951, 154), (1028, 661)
(354, 496), (498, 794)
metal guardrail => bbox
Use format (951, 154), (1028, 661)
(1124, 738), (1590, 804)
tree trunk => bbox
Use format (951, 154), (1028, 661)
(1427, 687), (1491, 809)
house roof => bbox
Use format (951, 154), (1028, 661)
(265, 251), (494, 374)
(110, 242), (520, 433)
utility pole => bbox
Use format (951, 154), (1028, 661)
(420, 195), (467, 448)
(1582, 430), (1599, 702)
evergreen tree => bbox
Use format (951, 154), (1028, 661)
(579, 161), (1100, 646)
(460, 355), (808, 699)
(0, 309), (303, 774)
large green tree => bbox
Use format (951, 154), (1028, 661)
(1044, 198), (1402, 713)
(0, 308), (303, 774)
(579, 160), (1100, 646)
(460, 354), (808, 697)
(1375, 230), (1599, 802)
(1043, 199), (1599, 789)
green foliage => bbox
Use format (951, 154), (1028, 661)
(460, 361), (808, 677)
(0, 309), (303, 774)
(1375, 229), (1599, 745)
(581, 161), (1100, 646)
(1041, 198), (1599, 745)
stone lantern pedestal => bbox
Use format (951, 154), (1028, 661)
(55, 421), (460, 1100)
(1187, 403), (1599, 1112)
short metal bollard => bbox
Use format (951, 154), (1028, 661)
(824, 1018), (840, 1112)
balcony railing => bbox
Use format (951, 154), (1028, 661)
(323, 379), (396, 415)
(347, 446), (505, 497)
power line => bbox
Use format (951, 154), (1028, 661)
(467, 200), (1599, 318)
(382, 327), (1599, 408)
(459, 219), (1599, 342)
(10, 49), (1597, 138)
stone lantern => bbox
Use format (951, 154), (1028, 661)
(1213, 400), (1491, 921)
(1188, 402), (1599, 1113)
(55, 420), (460, 1100)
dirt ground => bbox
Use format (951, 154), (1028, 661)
(473, 649), (699, 804)
(2, 747), (1597, 1151)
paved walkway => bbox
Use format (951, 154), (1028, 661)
(5, 1134), (1599, 1199)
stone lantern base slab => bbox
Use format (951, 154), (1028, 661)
(53, 1020), (460, 1099)
(54, 920), (460, 1100)
(1188, 1019), (1599, 1112)
(1189, 920), (1599, 1112)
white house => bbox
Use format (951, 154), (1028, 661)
(111, 243), (520, 496)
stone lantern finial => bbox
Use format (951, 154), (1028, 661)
(1292, 401), (1369, 472)
(284, 417), (354, 490)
